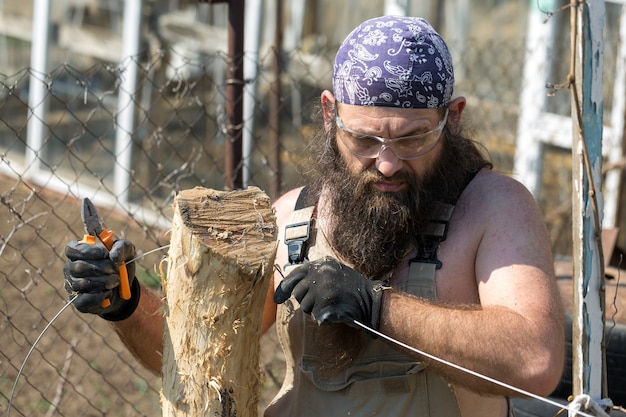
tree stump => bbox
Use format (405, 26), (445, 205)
(161, 186), (277, 417)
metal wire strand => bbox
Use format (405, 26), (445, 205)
(7, 294), (79, 417)
(351, 319), (600, 417)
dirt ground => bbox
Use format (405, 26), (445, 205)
(1, 173), (624, 417)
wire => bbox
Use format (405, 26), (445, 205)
(124, 244), (170, 266)
(6, 244), (170, 417)
(351, 319), (598, 417)
(7, 294), (79, 417)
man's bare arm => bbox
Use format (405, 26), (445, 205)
(380, 173), (564, 396)
(112, 284), (165, 374)
(380, 287), (563, 396)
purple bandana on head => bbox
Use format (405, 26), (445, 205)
(332, 16), (454, 109)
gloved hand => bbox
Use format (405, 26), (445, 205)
(64, 238), (140, 321)
(274, 256), (388, 329)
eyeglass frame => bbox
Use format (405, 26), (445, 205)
(334, 105), (449, 160)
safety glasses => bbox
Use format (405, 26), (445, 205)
(335, 106), (448, 160)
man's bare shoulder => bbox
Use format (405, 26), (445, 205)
(453, 168), (554, 274)
(273, 187), (305, 227)
(458, 169), (538, 215)
(449, 168), (547, 251)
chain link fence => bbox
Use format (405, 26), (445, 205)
(1, 8), (625, 416)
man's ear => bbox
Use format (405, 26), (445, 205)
(447, 97), (466, 134)
(321, 90), (336, 132)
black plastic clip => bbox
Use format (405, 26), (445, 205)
(284, 220), (311, 265)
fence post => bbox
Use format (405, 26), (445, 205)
(197, 0), (245, 190)
(242, 0), (263, 189)
(25, 0), (51, 178)
(161, 187), (277, 417)
(114, 0), (143, 206)
(269, 0), (283, 199)
(226, 0), (245, 190)
(570, 0), (607, 401)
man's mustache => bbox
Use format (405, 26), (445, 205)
(355, 169), (416, 188)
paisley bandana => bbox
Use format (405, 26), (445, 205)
(332, 16), (454, 109)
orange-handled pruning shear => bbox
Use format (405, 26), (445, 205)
(80, 198), (131, 307)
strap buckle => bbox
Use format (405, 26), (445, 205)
(284, 220), (311, 265)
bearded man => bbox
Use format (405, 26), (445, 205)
(64, 16), (564, 417)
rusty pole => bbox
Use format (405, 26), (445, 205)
(200, 0), (245, 190)
(269, 0), (283, 198)
(225, 0), (245, 190)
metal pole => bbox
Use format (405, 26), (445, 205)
(571, 0), (607, 401)
(242, 0), (263, 187)
(384, 0), (408, 15)
(224, 0), (245, 190)
(269, 0), (282, 199)
(287, 0), (305, 129)
(114, 0), (143, 205)
(25, 0), (51, 178)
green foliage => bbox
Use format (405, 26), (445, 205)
(136, 267), (162, 290)
(28, 399), (52, 412)
(89, 361), (102, 372)
(133, 377), (149, 395)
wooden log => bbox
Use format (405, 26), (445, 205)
(161, 186), (277, 417)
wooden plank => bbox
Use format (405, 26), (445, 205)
(162, 186), (277, 417)
(158, 11), (228, 55)
(513, 1), (554, 196)
(0, 12), (34, 41)
(603, 4), (626, 229)
(58, 25), (122, 63)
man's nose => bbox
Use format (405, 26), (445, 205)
(375, 146), (403, 177)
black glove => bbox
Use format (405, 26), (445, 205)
(274, 256), (387, 329)
(64, 238), (140, 321)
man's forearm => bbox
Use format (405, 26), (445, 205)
(113, 283), (164, 375)
(379, 290), (564, 396)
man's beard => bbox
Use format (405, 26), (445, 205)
(317, 141), (468, 280)
(323, 167), (431, 279)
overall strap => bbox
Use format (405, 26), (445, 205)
(407, 167), (479, 295)
(408, 202), (455, 300)
(284, 186), (318, 266)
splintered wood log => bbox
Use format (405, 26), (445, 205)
(161, 186), (277, 417)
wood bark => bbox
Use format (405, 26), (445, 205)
(161, 186), (277, 417)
